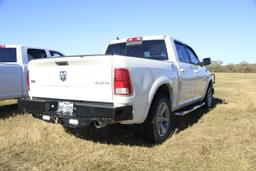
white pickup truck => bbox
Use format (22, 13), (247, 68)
(19, 36), (214, 143)
(0, 45), (64, 101)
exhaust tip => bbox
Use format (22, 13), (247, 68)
(93, 121), (107, 129)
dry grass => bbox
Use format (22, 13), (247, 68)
(0, 73), (256, 171)
(0, 100), (17, 107)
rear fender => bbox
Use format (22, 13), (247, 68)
(141, 77), (174, 123)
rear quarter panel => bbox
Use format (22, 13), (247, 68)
(112, 55), (179, 124)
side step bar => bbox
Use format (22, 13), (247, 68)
(174, 102), (205, 116)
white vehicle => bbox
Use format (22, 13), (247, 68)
(19, 36), (214, 143)
(0, 45), (64, 100)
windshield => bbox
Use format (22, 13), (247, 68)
(106, 40), (168, 60)
(0, 48), (17, 62)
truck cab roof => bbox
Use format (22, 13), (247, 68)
(0, 44), (61, 52)
(108, 35), (186, 45)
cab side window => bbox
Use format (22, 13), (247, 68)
(27, 49), (47, 61)
(174, 42), (191, 63)
(50, 51), (64, 57)
(186, 46), (200, 65)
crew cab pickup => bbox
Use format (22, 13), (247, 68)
(18, 36), (214, 143)
(0, 45), (64, 101)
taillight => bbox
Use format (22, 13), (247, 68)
(26, 71), (30, 91)
(114, 68), (132, 95)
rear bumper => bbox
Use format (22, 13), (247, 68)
(18, 98), (133, 127)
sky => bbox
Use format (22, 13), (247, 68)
(0, 0), (255, 64)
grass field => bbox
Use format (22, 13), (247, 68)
(0, 73), (256, 171)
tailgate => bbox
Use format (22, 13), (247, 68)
(28, 55), (113, 103)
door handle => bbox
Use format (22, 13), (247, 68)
(180, 68), (185, 72)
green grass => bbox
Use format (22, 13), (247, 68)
(0, 73), (256, 171)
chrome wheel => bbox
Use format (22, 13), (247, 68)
(155, 102), (170, 137)
(141, 95), (173, 143)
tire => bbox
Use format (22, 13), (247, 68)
(204, 85), (213, 109)
(140, 95), (173, 144)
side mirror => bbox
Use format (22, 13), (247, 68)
(201, 58), (211, 66)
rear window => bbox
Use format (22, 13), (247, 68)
(0, 48), (17, 62)
(106, 40), (168, 60)
(27, 49), (47, 61)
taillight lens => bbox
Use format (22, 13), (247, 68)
(26, 71), (30, 91)
(114, 68), (132, 95)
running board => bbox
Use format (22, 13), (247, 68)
(174, 102), (205, 116)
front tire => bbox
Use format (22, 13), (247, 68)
(140, 95), (173, 143)
(204, 85), (213, 109)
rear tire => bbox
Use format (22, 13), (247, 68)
(140, 95), (173, 144)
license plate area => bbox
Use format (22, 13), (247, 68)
(57, 101), (74, 116)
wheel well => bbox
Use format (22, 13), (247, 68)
(204, 80), (213, 98)
(208, 80), (213, 88)
(144, 84), (172, 122)
(208, 80), (214, 94)
(152, 84), (171, 104)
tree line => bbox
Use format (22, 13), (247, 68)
(207, 61), (256, 73)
